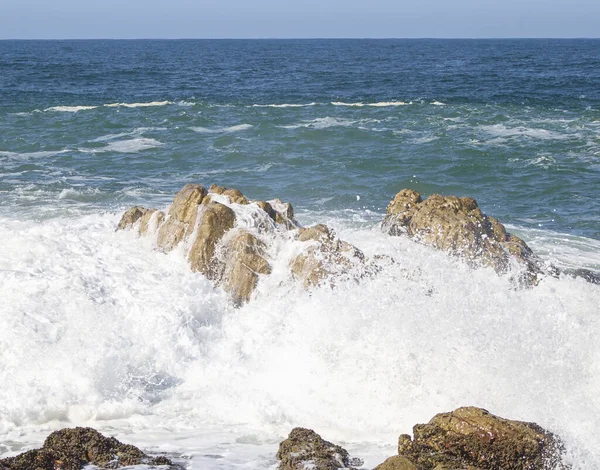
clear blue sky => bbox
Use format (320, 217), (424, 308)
(1, 0), (599, 39)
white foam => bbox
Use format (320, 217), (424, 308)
(44, 106), (98, 112)
(0, 150), (69, 159)
(280, 117), (359, 130)
(91, 127), (167, 143)
(104, 101), (172, 108)
(0, 212), (598, 468)
(94, 138), (164, 153)
(190, 124), (253, 134)
(251, 103), (317, 108)
(480, 124), (570, 140)
(331, 101), (409, 107)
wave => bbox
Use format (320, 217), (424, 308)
(280, 117), (383, 130)
(91, 127), (167, 143)
(88, 138), (164, 153)
(103, 101), (172, 108)
(0, 211), (598, 468)
(45, 106), (98, 112)
(190, 124), (254, 134)
(251, 103), (317, 108)
(331, 101), (409, 107)
(0, 149), (69, 159)
(480, 124), (571, 140)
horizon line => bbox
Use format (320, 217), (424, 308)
(1, 36), (599, 41)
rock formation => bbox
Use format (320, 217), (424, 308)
(117, 183), (365, 305)
(276, 427), (362, 470)
(393, 407), (567, 470)
(0, 427), (176, 470)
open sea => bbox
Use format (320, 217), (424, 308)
(1, 39), (600, 468)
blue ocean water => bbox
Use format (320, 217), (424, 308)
(1, 39), (599, 237)
(1, 40), (600, 469)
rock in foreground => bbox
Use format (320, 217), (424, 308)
(396, 407), (567, 470)
(0, 427), (175, 470)
(277, 427), (363, 470)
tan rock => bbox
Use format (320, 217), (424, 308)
(138, 209), (165, 236)
(117, 206), (150, 231)
(269, 198), (297, 229)
(188, 202), (236, 280)
(382, 190), (540, 280)
(291, 225), (364, 287)
(397, 407), (567, 470)
(373, 455), (418, 470)
(157, 184), (207, 251)
(223, 231), (271, 306)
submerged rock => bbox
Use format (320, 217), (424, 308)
(0, 427), (176, 470)
(277, 427), (361, 470)
(382, 189), (541, 283)
(395, 407), (567, 470)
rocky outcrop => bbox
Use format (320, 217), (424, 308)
(290, 224), (365, 287)
(0, 427), (176, 470)
(393, 407), (567, 470)
(373, 456), (417, 470)
(276, 428), (362, 470)
(382, 189), (542, 284)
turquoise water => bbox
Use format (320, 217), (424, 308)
(1, 39), (599, 237)
(1, 40), (600, 469)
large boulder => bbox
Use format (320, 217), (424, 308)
(276, 427), (361, 470)
(382, 189), (540, 283)
(116, 206), (151, 231)
(0, 427), (175, 470)
(222, 230), (272, 306)
(396, 407), (567, 470)
(373, 456), (417, 470)
(157, 184), (207, 251)
(290, 224), (365, 287)
(188, 201), (236, 280)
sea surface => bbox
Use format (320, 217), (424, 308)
(1, 39), (599, 469)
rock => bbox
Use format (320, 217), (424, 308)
(373, 455), (417, 470)
(223, 230), (272, 306)
(276, 427), (360, 470)
(396, 407), (567, 470)
(268, 198), (297, 229)
(157, 184), (207, 251)
(0, 427), (176, 470)
(138, 209), (165, 236)
(116, 206), (150, 231)
(382, 190), (540, 282)
(188, 201), (236, 280)
(291, 225), (365, 287)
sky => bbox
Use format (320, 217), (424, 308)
(1, 0), (599, 39)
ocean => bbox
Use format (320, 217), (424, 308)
(0, 39), (599, 469)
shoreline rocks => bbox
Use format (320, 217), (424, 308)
(276, 407), (568, 470)
(0, 427), (176, 470)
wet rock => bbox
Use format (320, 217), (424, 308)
(268, 198), (297, 229)
(290, 224), (365, 287)
(373, 455), (417, 470)
(382, 190), (540, 282)
(396, 407), (567, 470)
(188, 201), (236, 280)
(0, 427), (176, 470)
(138, 209), (165, 236)
(223, 230), (272, 306)
(157, 184), (207, 251)
(117, 206), (151, 231)
(277, 427), (360, 470)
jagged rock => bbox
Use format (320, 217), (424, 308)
(223, 230), (272, 306)
(269, 198), (297, 229)
(373, 455), (417, 470)
(188, 201), (236, 280)
(0, 427), (175, 470)
(277, 427), (360, 470)
(116, 206), (150, 231)
(382, 190), (540, 282)
(396, 407), (567, 470)
(157, 184), (207, 251)
(207, 184), (249, 204)
(291, 224), (364, 287)
(138, 209), (165, 236)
